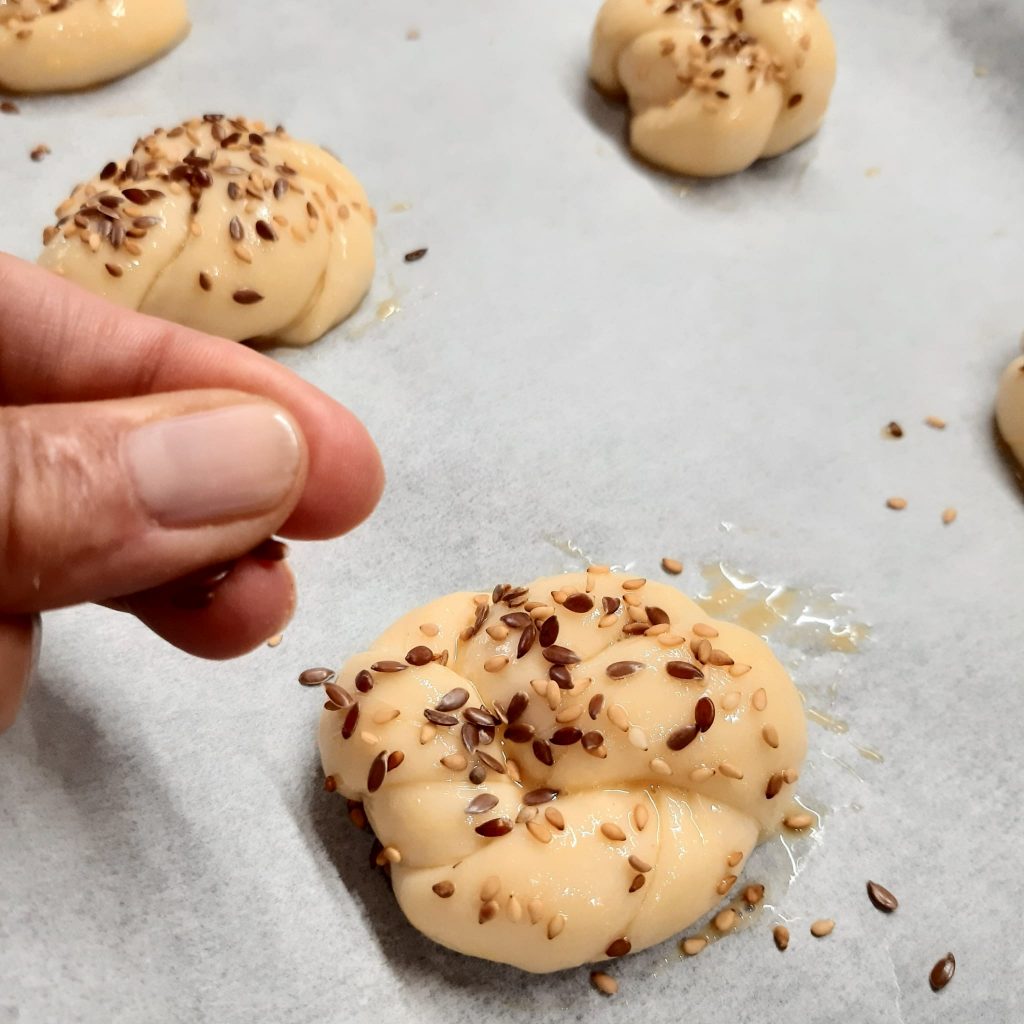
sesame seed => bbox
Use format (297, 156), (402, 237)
(942, 507), (957, 525)
(729, 663), (752, 677)
(480, 876), (501, 901)
(629, 874), (646, 893)
(528, 898), (545, 924)
(621, 578), (646, 591)
(507, 895), (523, 922)
(810, 919), (834, 938)
(681, 937), (707, 956)
(600, 822), (627, 842)
(432, 880), (455, 898)
(30, 144), (51, 163)
(727, 851), (743, 867)
(784, 812), (814, 829)
(925, 416), (947, 430)
(484, 655), (509, 673)
(650, 757), (671, 775)
(104, 263), (123, 278)
(627, 725), (648, 750)
(526, 819), (552, 844)
(752, 688), (768, 711)
(371, 706), (399, 724)
(419, 623), (440, 636)
(762, 724), (780, 748)
(718, 762), (744, 780)
(661, 557), (683, 575)
(716, 875), (737, 895)
(360, 731), (380, 746)
(885, 421), (903, 438)
(607, 704), (630, 732)
(713, 909), (737, 932)
(629, 855), (652, 873)
(605, 938), (631, 958)
(380, 845), (401, 864)
(633, 803), (649, 831)
(419, 724), (435, 744)
(479, 900), (499, 924)
(773, 925), (789, 951)
(323, 775), (336, 792)
(441, 753), (467, 771)
(743, 883), (765, 905)
(232, 289), (264, 305)
(721, 691), (741, 711)
(198, 271), (213, 291)
(886, 497), (907, 510)
(547, 913), (567, 939)
(544, 806), (565, 830)
(590, 971), (618, 996)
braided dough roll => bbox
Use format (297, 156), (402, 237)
(997, 356), (1024, 468)
(39, 115), (375, 346)
(590, 0), (836, 177)
(0, 0), (188, 93)
(320, 571), (807, 972)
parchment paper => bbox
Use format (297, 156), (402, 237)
(2, 1), (1023, 1021)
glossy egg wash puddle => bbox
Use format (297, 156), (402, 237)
(544, 538), (878, 951)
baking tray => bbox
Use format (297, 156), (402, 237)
(2, 1), (1022, 1021)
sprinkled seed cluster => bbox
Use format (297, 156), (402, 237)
(645, 0), (814, 115)
(0, 0), (74, 41)
(41, 114), (369, 296)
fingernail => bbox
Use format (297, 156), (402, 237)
(125, 405), (301, 526)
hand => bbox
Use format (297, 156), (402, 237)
(0, 254), (384, 731)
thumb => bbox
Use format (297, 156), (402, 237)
(0, 390), (308, 612)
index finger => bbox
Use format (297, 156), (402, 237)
(0, 254), (384, 539)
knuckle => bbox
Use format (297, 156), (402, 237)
(0, 407), (124, 605)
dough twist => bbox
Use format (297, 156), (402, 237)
(320, 571), (807, 972)
(590, 0), (836, 177)
(997, 356), (1024, 467)
(0, 0), (189, 93)
(39, 115), (375, 346)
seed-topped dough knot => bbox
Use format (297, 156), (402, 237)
(319, 570), (807, 972)
(0, 0), (189, 93)
(996, 355), (1024, 469)
(39, 114), (375, 346)
(589, 0), (836, 177)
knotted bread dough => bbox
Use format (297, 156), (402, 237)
(0, 0), (189, 93)
(319, 570), (807, 972)
(590, 0), (836, 177)
(996, 356), (1024, 468)
(39, 114), (375, 346)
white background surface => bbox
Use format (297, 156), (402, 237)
(2, 1), (1023, 1021)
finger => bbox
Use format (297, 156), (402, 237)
(124, 549), (297, 660)
(0, 390), (307, 612)
(0, 614), (39, 733)
(0, 254), (384, 540)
